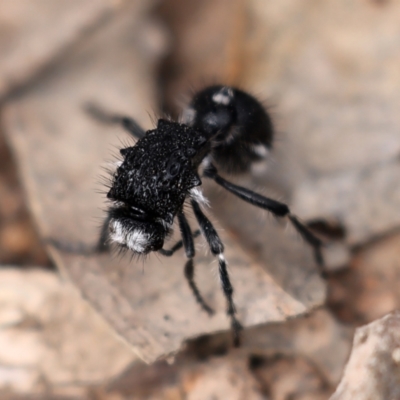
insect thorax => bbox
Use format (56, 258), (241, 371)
(107, 119), (205, 221)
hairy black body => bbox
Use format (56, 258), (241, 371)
(91, 85), (323, 346)
(184, 86), (274, 173)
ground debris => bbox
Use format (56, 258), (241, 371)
(2, 0), (325, 363)
(1, 0), (400, 397)
(0, 268), (134, 398)
(251, 354), (331, 400)
(330, 311), (400, 400)
(328, 232), (400, 324)
(0, 0), (125, 98)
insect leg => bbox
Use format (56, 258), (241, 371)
(158, 230), (200, 256)
(173, 213), (214, 315)
(84, 103), (145, 139)
(95, 213), (112, 252)
(191, 199), (242, 346)
(204, 164), (325, 275)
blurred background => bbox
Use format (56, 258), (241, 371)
(1, 0), (400, 399)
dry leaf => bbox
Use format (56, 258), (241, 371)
(0, 268), (134, 396)
(328, 232), (400, 324)
(330, 311), (400, 400)
(0, 0), (126, 98)
(2, 2), (325, 363)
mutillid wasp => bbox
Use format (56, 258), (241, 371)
(85, 85), (324, 346)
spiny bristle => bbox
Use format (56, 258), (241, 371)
(108, 241), (150, 264)
(116, 136), (136, 151)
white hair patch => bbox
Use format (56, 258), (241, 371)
(190, 187), (210, 207)
(212, 88), (234, 105)
(126, 230), (150, 253)
(156, 218), (172, 230)
(252, 144), (269, 158)
(109, 220), (150, 253)
(182, 107), (196, 124)
(201, 156), (212, 170)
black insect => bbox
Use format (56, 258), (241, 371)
(90, 85), (323, 346)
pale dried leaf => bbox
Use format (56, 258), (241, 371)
(243, 309), (353, 386)
(162, 0), (400, 247)
(182, 357), (264, 400)
(328, 232), (400, 324)
(330, 311), (400, 400)
(0, 268), (134, 396)
(2, 2), (325, 363)
(0, 0), (128, 98)
(242, 0), (400, 244)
